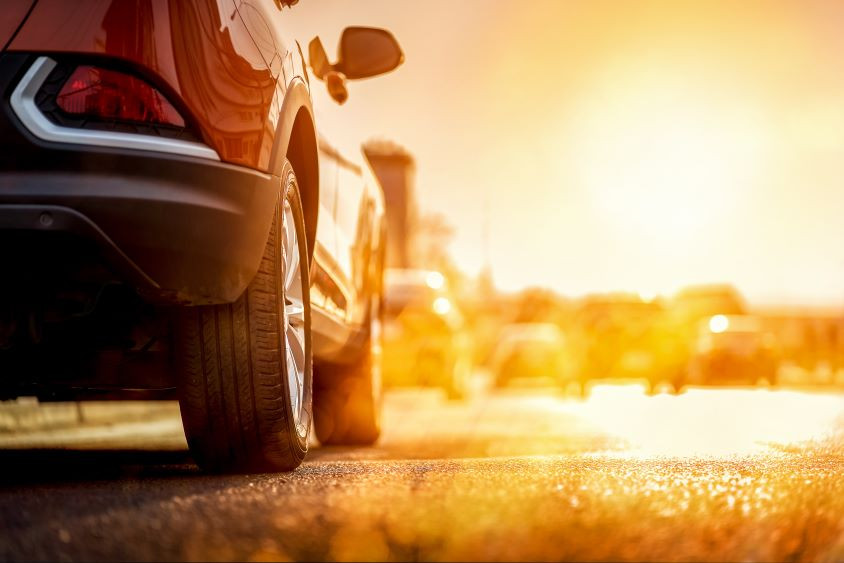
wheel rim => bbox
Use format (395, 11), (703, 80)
(281, 196), (307, 438)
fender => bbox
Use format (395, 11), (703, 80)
(268, 78), (319, 264)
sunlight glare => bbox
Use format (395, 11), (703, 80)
(568, 64), (767, 247)
(574, 386), (844, 458)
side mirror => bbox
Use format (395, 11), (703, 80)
(308, 27), (403, 104)
(308, 37), (331, 80)
(335, 26), (404, 80)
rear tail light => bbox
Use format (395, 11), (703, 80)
(56, 66), (185, 128)
(11, 57), (217, 159)
(34, 60), (199, 142)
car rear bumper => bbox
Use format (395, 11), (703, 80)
(0, 165), (278, 304)
(0, 54), (278, 305)
(693, 352), (776, 383)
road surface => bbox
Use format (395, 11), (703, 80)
(1, 383), (843, 561)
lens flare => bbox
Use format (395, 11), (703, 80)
(432, 296), (452, 315)
(425, 271), (445, 290)
(709, 314), (730, 333)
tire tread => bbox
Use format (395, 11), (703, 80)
(175, 167), (309, 472)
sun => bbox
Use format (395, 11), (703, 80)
(567, 65), (767, 245)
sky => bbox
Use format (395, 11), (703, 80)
(281, 0), (844, 306)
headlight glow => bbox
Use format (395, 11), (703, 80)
(432, 296), (452, 315)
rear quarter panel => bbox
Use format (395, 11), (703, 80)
(236, 0), (387, 350)
(9, 0), (278, 170)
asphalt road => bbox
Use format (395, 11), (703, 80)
(1, 382), (844, 561)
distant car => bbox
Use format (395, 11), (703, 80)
(381, 269), (472, 399)
(687, 315), (780, 386)
(568, 295), (687, 391)
(490, 323), (571, 388)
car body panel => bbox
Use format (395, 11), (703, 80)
(0, 0), (36, 50)
(308, 141), (385, 360)
(319, 140), (385, 326)
(9, 0), (278, 170)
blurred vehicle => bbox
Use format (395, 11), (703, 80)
(762, 311), (844, 379)
(653, 284), (751, 390)
(568, 294), (686, 390)
(490, 323), (572, 388)
(381, 269), (472, 399)
(0, 2), (404, 472)
(687, 315), (780, 386)
(670, 284), (747, 324)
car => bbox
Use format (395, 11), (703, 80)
(489, 323), (572, 389)
(568, 294), (688, 392)
(687, 315), (780, 386)
(381, 269), (472, 399)
(0, 0), (404, 472)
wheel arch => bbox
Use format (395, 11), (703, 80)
(270, 79), (319, 265)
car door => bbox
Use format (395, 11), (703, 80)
(311, 140), (346, 318)
(334, 153), (378, 326)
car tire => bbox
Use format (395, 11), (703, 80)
(174, 161), (312, 473)
(313, 296), (383, 446)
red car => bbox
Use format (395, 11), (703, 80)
(0, 0), (403, 472)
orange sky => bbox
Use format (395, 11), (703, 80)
(282, 0), (844, 306)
